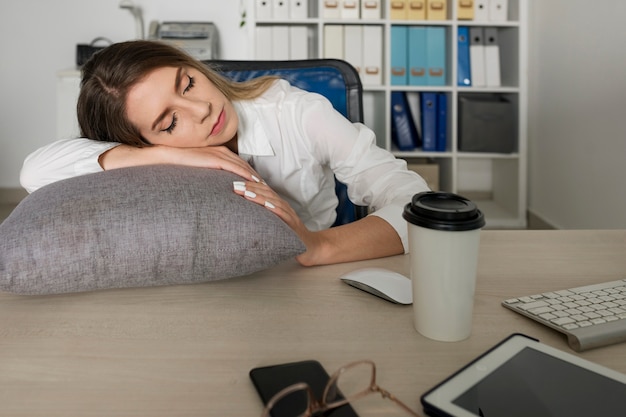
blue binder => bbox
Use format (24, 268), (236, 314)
(457, 26), (472, 86)
(391, 26), (408, 85)
(391, 91), (419, 151)
(436, 93), (447, 152)
(408, 26), (427, 86)
(426, 27), (446, 86)
(420, 92), (437, 151)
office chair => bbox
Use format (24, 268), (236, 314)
(204, 59), (368, 226)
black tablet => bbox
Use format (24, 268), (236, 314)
(421, 333), (626, 417)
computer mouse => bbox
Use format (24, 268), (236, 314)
(339, 267), (412, 305)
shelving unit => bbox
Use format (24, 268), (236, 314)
(248, 0), (528, 228)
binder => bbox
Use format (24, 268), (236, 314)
(391, 92), (420, 151)
(407, 1), (426, 20)
(343, 25), (363, 77)
(322, 0), (341, 18)
(341, 0), (360, 19)
(390, 0), (408, 20)
(323, 25), (344, 59)
(426, 26), (446, 86)
(256, 0), (273, 20)
(289, 0), (308, 19)
(436, 93), (447, 151)
(406, 91), (422, 140)
(390, 25), (408, 85)
(289, 26), (309, 60)
(457, 0), (474, 20)
(408, 26), (427, 86)
(484, 27), (501, 86)
(488, 0), (507, 21)
(426, 0), (447, 20)
(420, 92), (437, 151)
(457, 26), (471, 86)
(474, 0), (489, 21)
(469, 27), (486, 87)
(272, 0), (289, 19)
(362, 25), (383, 85)
(361, 0), (381, 19)
(271, 26), (290, 60)
(255, 26), (273, 59)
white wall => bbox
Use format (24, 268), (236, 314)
(0, 0), (249, 188)
(527, 0), (626, 228)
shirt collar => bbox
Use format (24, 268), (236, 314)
(233, 100), (275, 157)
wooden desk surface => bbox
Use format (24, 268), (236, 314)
(1, 230), (625, 416)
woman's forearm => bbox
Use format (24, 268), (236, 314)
(20, 139), (119, 193)
(22, 139), (261, 194)
(296, 216), (404, 266)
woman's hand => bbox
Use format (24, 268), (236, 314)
(99, 144), (262, 183)
(232, 179), (317, 256)
(233, 180), (405, 266)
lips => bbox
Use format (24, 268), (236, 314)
(209, 109), (225, 136)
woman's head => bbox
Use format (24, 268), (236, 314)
(77, 40), (274, 147)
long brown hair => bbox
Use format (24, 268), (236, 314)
(77, 40), (276, 147)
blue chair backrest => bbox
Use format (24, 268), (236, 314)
(205, 59), (367, 226)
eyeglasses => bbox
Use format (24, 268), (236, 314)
(260, 360), (421, 417)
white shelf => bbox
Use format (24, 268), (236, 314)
(248, 0), (528, 228)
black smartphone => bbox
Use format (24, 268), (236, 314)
(249, 360), (359, 417)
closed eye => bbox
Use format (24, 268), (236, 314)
(162, 113), (178, 134)
(184, 75), (195, 94)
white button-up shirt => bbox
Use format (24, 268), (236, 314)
(21, 80), (429, 251)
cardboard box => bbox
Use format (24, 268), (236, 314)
(408, 163), (440, 191)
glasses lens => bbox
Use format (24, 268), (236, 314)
(267, 385), (310, 417)
(325, 361), (374, 404)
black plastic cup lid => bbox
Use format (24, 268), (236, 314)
(403, 192), (485, 231)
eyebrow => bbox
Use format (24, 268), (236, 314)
(151, 67), (185, 131)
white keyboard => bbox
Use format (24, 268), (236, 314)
(503, 278), (626, 351)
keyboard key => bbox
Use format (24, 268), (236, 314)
(539, 313), (558, 321)
(529, 306), (554, 315)
(542, 292), (561, 299)
(517, 300), (549, 311)
(551, 317), (575, 326)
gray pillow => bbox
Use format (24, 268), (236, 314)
(0, 165), (305, 295)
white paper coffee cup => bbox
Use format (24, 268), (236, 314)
(403, 192), (485, 342)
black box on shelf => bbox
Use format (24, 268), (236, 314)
(458, 94), (516, 153)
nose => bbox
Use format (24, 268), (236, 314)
(183, 98), (211, 123)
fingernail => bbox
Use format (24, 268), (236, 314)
(233, 181), (246, 192)
(264, 201), (276, 209)
(244, 190), (257, 199)
(251, 175), (261, 183)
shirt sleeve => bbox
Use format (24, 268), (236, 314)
(20, 138), (120, 193)
(298, 92), (431, 253)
